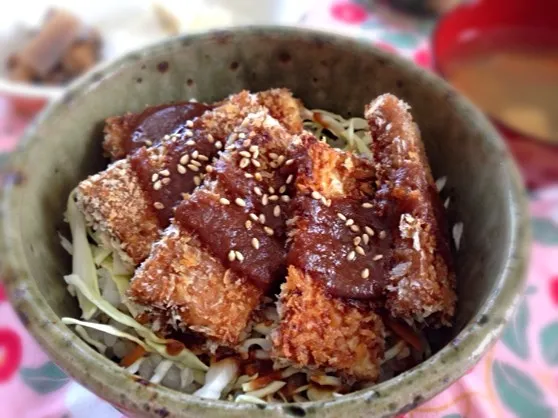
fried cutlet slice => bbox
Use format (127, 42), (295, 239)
(128, 111), (298, 347)
(76, 90), (303, 267)
(366, 93), (456, 326)
(103, 88), (303, 161)
(272, 135), (385, 381)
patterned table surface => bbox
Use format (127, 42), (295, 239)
(1, 1), (557, 417)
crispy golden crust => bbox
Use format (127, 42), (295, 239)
(272, 266), (384, 381)
(294, 133), (375, 200)
(103, 89), (302, 161)
(129, 111), (297, 346)
(76, 160), (160, 265)
(366, 94), (456, 326)
(129, 225), (263, 346)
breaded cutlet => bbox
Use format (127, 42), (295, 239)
(272, 134), (386, 381)
(76, 89), (303, 267)
(103, 89), (303, 161)
(128, 111), (298, 347)
(366, 94), (456, 327)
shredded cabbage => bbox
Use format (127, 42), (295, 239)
(235, 395), (267, 405)
(66, 190), (99, 319)
(244, 381), (286, 399)
(194, 358), (238, 399)
(150, 360), (174, 384)
(74, 325), (107, 354)
(63, 274), (207, 371)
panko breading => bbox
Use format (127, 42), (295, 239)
(129, 111), (297, 347)
(273, 135), (385, 381)
(76, 89), (303, 267)
(366, 93), (456, 326)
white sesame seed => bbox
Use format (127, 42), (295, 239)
(254, 187), (262, 196)
(345, 219), (354, 226)
(269, 161), (278, 169)
(186, 120), (194, 128)
(151, 173), (159, 182)
(252, 149), (259, 159)
(181, 192), (190, 200)
(240, 158), (250, 168)
(225, 145), (235, 151)
(235, 251), (244, 262)
(252, 238), (260, 249)
(281, 195), (291, 202)
(269, 195), (279, 201)
(229, 133), (237, 142)
(379, 231), (387, 239)
(162, 178), (171, 185)
(269, 152), (279, 160)
(337, 213), (347, 221)
(279, 185), (287, 194)
(273, 205), (281, 217)
(194, 176), (201, 186)
(154, 202), (164, 210)
(185, 130), (193, 137)
(186, 140), (195, 146)
(277, 155), (286, 165)
(286, 174), (293, 184)
(252, 159), (261, 168)
(207, 134), (214, 143)
(163, 134), (170, 140)
(215, 141), (223, 149)
(160, 169), (170, 177)
(249, 145), (259, 153)
(197, 155), (209, 161)
(259, 214), (266, 224)
(244, 172), (253, 178)
(255, 173), (263, 181)
(347, 251), (356, 261)
(153, 181), (162, 190)
(240, 151), (251, 158)
(242, 139), (251, 147)
(364, 226), (375, 236)
(235, 198), (246, 207)
(187, 164), (199, 172)
(238, 133), (246, 140)
(245, 219), (253, 229)
(228, 250), (236, 261)
(373, 254), (384, 261)
(285, 159), (294, 166)
(268, 186), (275, 194)
(219, 198), (230, 205)
(250, 213), (259, 222)
(192, 150), (199, 159)
(361, 268), (370, 279)
(262, 195), (269, 206)
(362, 202), (373, 208)
(145, 140), (153, 146)
(264, 226), (274, 236)
(355, 246), (365, 255)
(205, 165), (214, 173)
(362, 234), (370, 245)
(350, 224), (360, 232)
(180, 154), (189, 165)
(311, 191), (322, 200)
(353, 237), (362, 246)
(191, 160), (202, 167)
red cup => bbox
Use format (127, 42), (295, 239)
(432, 0), (558, 188)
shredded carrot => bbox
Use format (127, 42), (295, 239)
(383, 317), (423, 352)
(120, 344), (146, 368)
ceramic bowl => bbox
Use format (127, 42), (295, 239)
(0, 27), (529, 418)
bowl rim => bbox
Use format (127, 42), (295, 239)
(1, 26), (530, 417)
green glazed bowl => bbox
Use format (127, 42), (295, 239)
(0, 27), (529, 417)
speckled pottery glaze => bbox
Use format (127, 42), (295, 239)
(1, 27), (529, 418)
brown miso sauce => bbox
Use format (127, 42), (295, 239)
(122, 102), (211, 155)
(444, 29), (558, 143)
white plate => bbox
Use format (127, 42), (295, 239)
(0, 0), (313, 106)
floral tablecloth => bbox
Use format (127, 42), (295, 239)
(1, 1), (557, 417)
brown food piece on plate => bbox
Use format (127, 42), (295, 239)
(366, 93), (456, 327)
(76, 89), (303, 267)
(128, 111), (297, 347)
